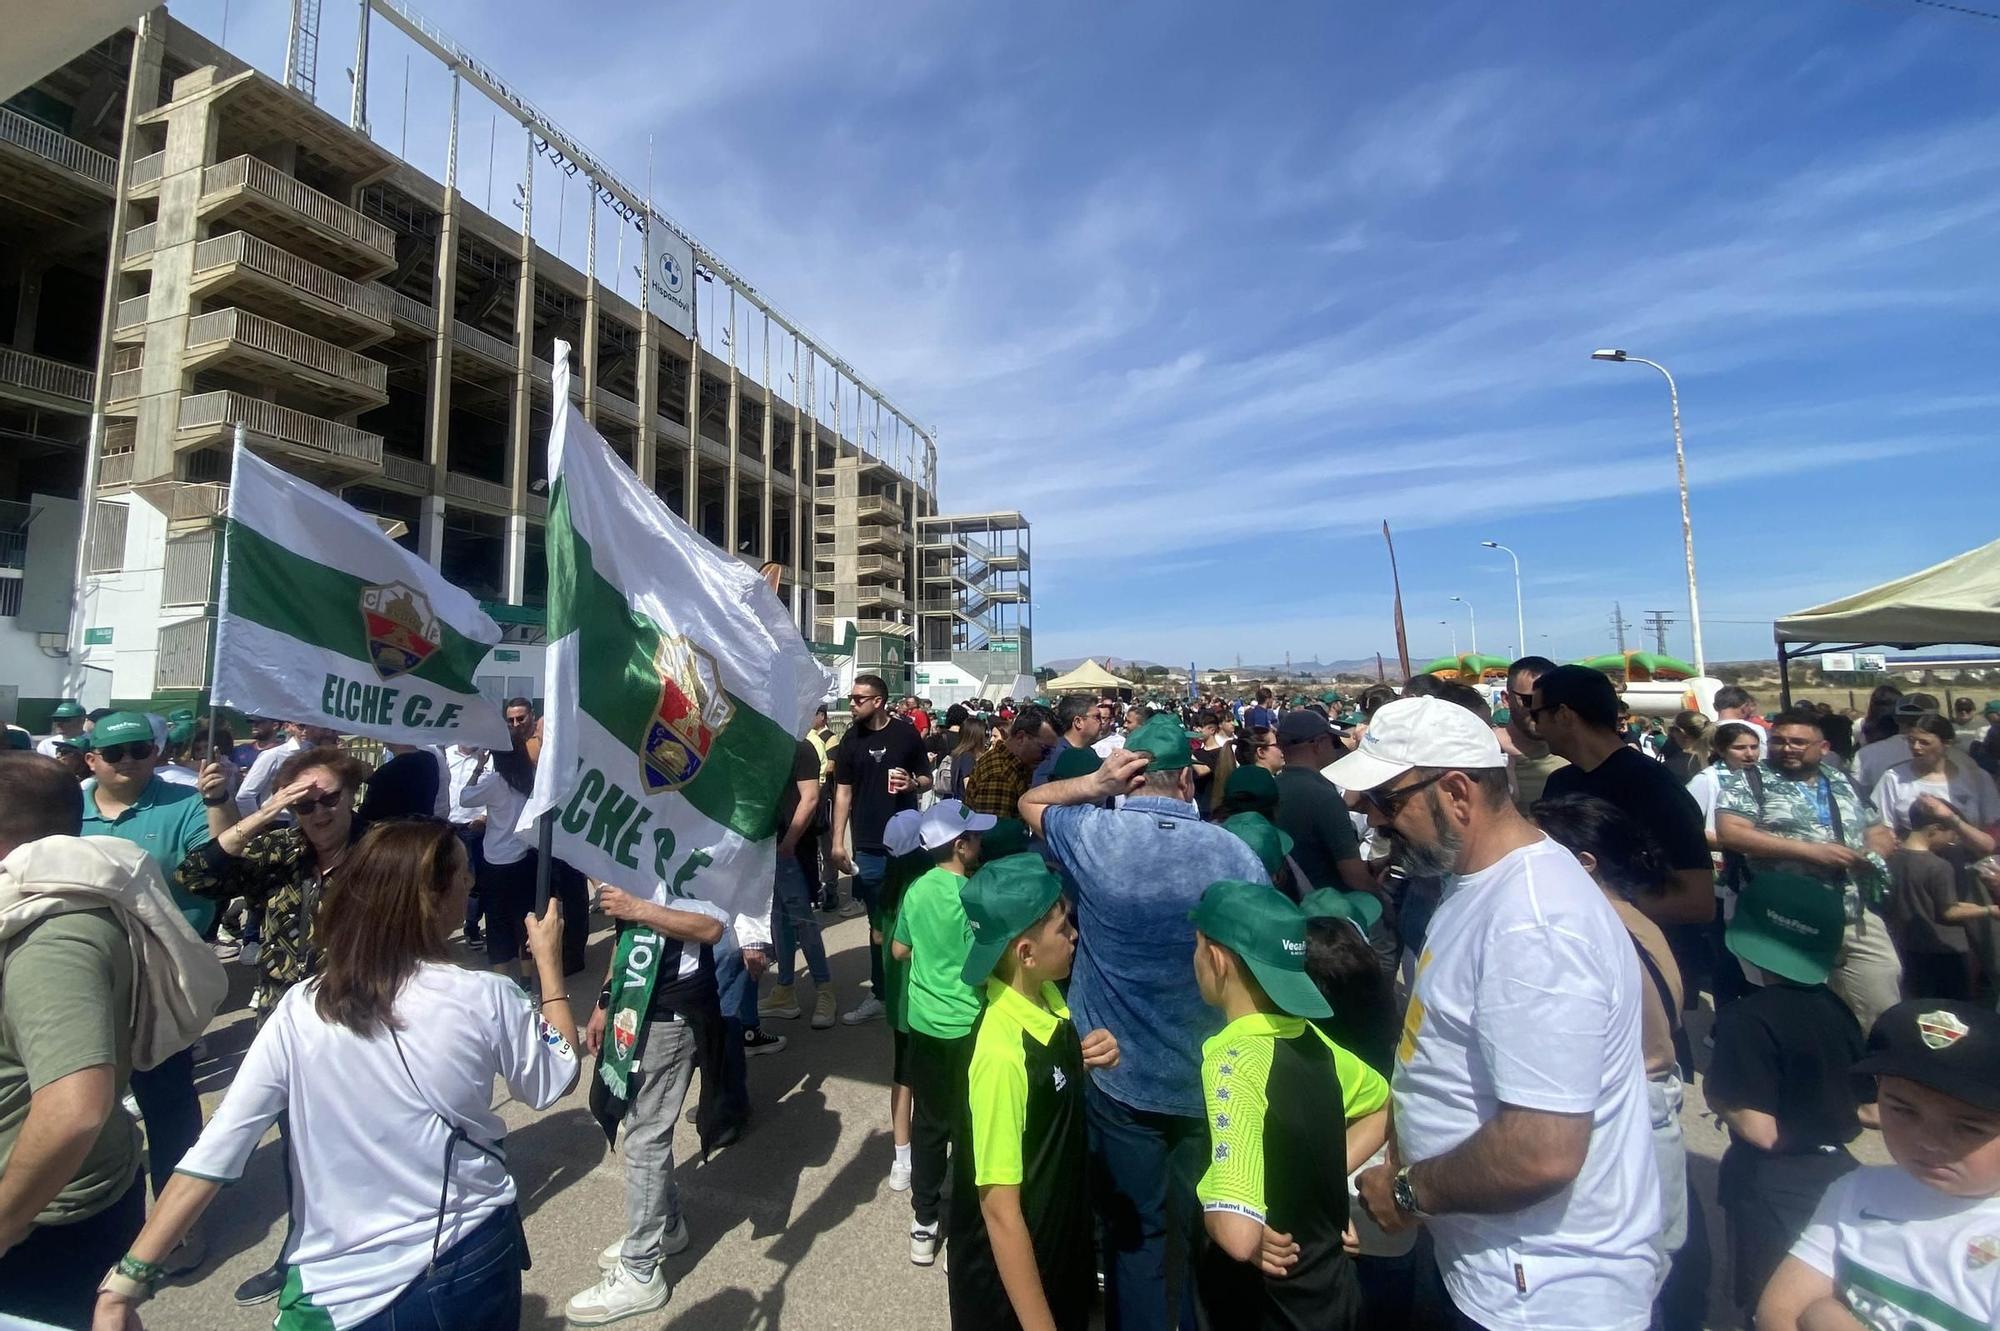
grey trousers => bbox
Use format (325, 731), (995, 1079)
(618, 1015), (697, 1280)
(1830, 910), (1904, 1038)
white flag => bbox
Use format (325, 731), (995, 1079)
(212, 445), (509, 747)
(520, 342), (831, 917)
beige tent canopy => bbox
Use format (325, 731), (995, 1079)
(1774, 537), (2000, 705)
(1044, 658), (1135, 693)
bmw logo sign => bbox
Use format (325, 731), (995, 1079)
(659, 252), (683, 294)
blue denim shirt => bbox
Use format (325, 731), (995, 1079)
(1042, 795), (1269, 1118)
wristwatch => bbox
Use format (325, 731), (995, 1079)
(1392, 1166), (1426, 1218)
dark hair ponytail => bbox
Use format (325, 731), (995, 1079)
(1531, 794), (1671, 901)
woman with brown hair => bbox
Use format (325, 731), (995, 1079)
(93, 820), (578, 1331)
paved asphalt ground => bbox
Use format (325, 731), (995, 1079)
(133, 909), (1888, 1331)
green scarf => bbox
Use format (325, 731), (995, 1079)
(597, 925), (667, 1104)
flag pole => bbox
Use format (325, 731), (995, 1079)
(1382, 520), (1413, 681)
(206, 423), (245, 763)
(535, 809), (553, 917)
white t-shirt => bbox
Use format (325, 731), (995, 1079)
(461, 767), (531, 866)
(1792, 1164), (2000, 1331)
(1392, 837), (1664, 1331)
(176, 965), (577, 1328)
(445, 747), (487, 827)
(237, 737), (303, 815)
(34, 734), (82, 759)
(1857, 735), (1914, 798)
(155, 763), (200, 787)
(1686, 766), (1723, 837)
(1871, 759), (2000, 835)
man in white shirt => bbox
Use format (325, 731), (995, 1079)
(444, 745), (488, 947)
(234, 724), (339, 816)
(33, 700), (86, 758)
(1345, 697), (1663, 1331)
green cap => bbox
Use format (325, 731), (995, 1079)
(1217, 764), (1280, 820)
(979, 817), (1033, 863)
(165, 708), (197, 746)
(1123, 713), (1194, 772)
(50, 700), (84, 720)
(4, 726), (30, 751)
(1299, 887), (1383, 936)
(960, 854), (1065, 986)
(1190, 880), (1331, 1019)
(1223, 812), (1293, 877)
(1050, 744), (1104, 781)
(87, 711), (155, 751)
(1985, 700), (2000, 717)
(1726, 871), (1845, 985)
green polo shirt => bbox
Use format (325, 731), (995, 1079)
(81, 775), (216, 935)
(892, 865), (980, 1039)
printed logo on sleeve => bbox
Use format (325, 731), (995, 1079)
(536, 1014), (575, 1060)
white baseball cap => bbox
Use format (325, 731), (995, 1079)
(1324, 696), (1504, 793)
(884, 809), (925, 857)
(918, 799), (998, 850)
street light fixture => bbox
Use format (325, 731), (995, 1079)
(1479, 540), (1525, 664)
(1438, 619), (1457, 658)
(1449, 596), (1479, 656)
(1591, 348), (1706, 675)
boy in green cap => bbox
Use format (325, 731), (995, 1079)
(1707, 871), (1873, 1324)
(1223, 811), (1299, 899)
(948, 855), (1118, 1331)
(1189, 879), (1389, 1329)
(892, 799), (997, 1265)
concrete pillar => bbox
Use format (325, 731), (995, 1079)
(581, 278), (598, 423)
(12, 263), (41, 349)
(759, 317), (773, 563)
(507, 131), (534, 572)
(724, 289), (739, 555)
(424, 74), (461, 480)
(683, 336), (700, 521)
(417, 494), (447, 567)
(503, 512), (526, 604)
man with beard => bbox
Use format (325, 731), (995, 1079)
(1501, 656), (1567, 813)
(1345, 697), (1663, 1331)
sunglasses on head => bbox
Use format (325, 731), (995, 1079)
(1361, 770), (1451, 819)
(96, 742), (155, 763)
(290, 791), (346, 815)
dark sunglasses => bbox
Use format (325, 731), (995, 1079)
(290, 791), (347, 815)
(1361, 770), (1451, 819)
(848, 692), (883, 704)
(96, 742), (155, 763)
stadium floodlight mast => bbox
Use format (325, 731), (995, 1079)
(1449, 596), (1479, 656)
(1480, 540), (1526, 665)
(1592, 349), (1705, 677)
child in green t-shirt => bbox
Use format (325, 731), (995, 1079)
(879, 810), (931, 1195)
(1190, 879), (1391, 1331)
(948, 855), (1119, 1331)
(890, 799), (997, 1265)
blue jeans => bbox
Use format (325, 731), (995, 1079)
(345, 1203), (521, 1331)
(128, 1047), (200, 1198)
(1086, 1080), (1206, 1331)
(773, 854), (830, 986)
(713, 934), (758, 1126)
(853, 850), (887, 1000)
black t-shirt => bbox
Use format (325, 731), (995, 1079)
(1886, 847), (1969, 955)
(773, 739), (818, 839)
(832, 716), (928, 853)
(1542, 746), (1711, 872)
(1706, 981), (1870, 1154)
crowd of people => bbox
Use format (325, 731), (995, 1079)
(5, 666), (2000, 1330)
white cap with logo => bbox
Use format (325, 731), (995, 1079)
(917, 799), (998, 850)
(1324, 696), (1505, 793)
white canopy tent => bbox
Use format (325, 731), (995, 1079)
(1773, 537), (2000, 706)
(1043, 658), (1135, 695)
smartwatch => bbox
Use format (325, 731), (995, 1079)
(1392, 1166), (1426, 1218)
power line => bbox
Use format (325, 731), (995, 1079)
(1902, 0), (2000, 20)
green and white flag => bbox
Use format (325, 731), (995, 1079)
(213, 444), (509, 747)
(521, 340), (831, 924)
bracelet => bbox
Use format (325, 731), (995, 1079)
(540, 993), (569, 1004)
(117, 1253), (165, 1284)
(202, 795), (232, 807)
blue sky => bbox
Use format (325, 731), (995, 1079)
(180, 0), (2000, 668)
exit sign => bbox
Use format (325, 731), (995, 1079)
(84, 627), (114, 645)
(493, 648), (520, 662)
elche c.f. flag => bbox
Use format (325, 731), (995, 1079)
(212, 443), (509, 748)
(520, 340), (832, 922)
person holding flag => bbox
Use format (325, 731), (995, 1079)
(520, 343), (833, 1325)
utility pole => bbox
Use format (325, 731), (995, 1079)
(1643, 609), (1676, 656)
(1610, 602), (1631, 654)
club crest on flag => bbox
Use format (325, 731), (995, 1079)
(641, 634), (735, 793)
(359, 581), (442, 680)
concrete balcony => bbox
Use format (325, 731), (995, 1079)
(122, 222), (157, 262)
(177, 390), (382, 479)
(380, 453), (433, 489)
(126, 151), (164, 192)
(387, 290), (434, 334)
(596, 387), (640, 426)
(0, 106), (116, 224)
(198, 155), (396, 279)
(112, 293), (149, 343)
(183, 307), (389, 409)
(854, 552), (906, 580)
(189, 231), (393, 345)
(854, 493), (902, 526)
(454, 320), (516, 375)
(155, 616), (213, 692)
(443, 471), (512, 513)
(855, 518), (906, 554)
(0, 346), (94, 413)
(530, 353), (585, 400)
(97, 449), (136, 491)
(857, 584), (911, 612)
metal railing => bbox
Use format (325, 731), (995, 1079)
(155, 616), (212, 690)
(106, 368), (142, 401)
(0, 346), (94, 403)
(127, 151), (164, 188)
(381, 453), (432, 487)
(388, 289), (433, 328)
(854, 494), (901, 524)
(443, 471), (510, 509)
(114, 293), (149, 331)
(855, 552), (905, 580)
(123, 222), (157, 259)
(0, 106), (116, 186)
(169, 483), (229, 524)
(454, 320), (514, 366)
(161, 530), (217, 606)
(185, 307), (388, 395)
(97, 449), (135, 489)
(596, 388), (639, 424)
(194, 231), (394, 325)
(178, 391), (384, 467)
(202, 156), (396, 262)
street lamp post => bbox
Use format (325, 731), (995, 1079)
(1480, 540), (1525, 665)
(1592, 349), (1706, 677)
(1449, 596), (1479, 657)
(1439, 619), (1457, 658)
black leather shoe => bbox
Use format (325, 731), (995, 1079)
(234, 1265), (284, 1306)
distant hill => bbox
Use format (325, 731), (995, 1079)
(1041, 656), (1166, 673)
(1042, 655), (1390, 678)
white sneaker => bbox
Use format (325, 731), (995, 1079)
(838, 898), (869, 918)
(565, 1262), (669, 1325)
(596, 1216), (688, 1275)
(889, 1157), (913, 1192)
(910, 1222), (939, 1266)
(841, 995), (885, 1025)
(811, 989), (837, 1030)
